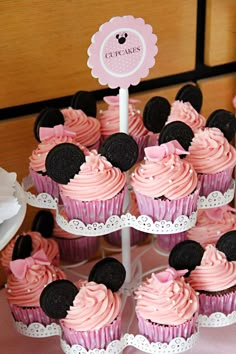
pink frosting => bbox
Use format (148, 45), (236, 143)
(135, 267), (198, 325)
(29, 125), (88, 172)
(166, 101), (206, 133)
(61, 281), (121, 331)
(99, 95), (148, 137)
(130, 141), (198, 199)
(60, 150), (126, 201)
(188, 245), (236, 292)
(1, 231), (59, 269)
(187, 206), (236, 247)
(185, 127), (236, 174)
(62, 107), (101, 147)
(6, 250), (65, 306)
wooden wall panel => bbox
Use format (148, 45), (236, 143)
(205, 0), (236, 66)
(0, 0), (197, 108)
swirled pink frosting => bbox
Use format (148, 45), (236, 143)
(1, 231), (59, 269)
(188, 245), (236, 292)
(130, 143), (198, 199)
(187, 206), (236, 247)
(135, 267), (198, 325)
(62, 107), (101, 147)
(99, 95), (148, 137)
(6, 252), (65, 307)
(60, 150), (126, 201)
(166, 101), (206, 133)
(61, 281), (121, 331)
(29, 127), (88, 172)
(185, 128), (236, 174)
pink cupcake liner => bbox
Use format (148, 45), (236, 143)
(104, 229), (148, 247)
(199, 291), (236, 316)
(134, 187), (199, 222)
(61, 315), (121, 350)
(53, 236), (100, 263)
(198, 168), (234, 197)
(155, 232), (187, 253)
(133, 135), (152, 161)
(147, 133), (159, 147)
(29, 169), (59, 198)
(137, 312), (198, 344)
(61, 188), (126, 223)
(10, 304), (55, 326)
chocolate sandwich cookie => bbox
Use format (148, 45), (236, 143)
(175, 84), (203, 113)
(216, 230), (236, 262)
(143, 96), (170, 133)
(206, 109), (236, 142)
(34, 107), (65, 142)
(31, 210), (54, 239)
(12, 234), (33, 261)
(159, 121), (194, 153)
(70, 90), (97, 118)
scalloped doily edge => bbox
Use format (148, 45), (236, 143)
(197, 180), (235, 209)
(60, 331), (199, 354)
(14, 321), (61, 337)
(198, 311), (236, 327)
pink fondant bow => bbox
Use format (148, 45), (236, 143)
(144, 140), (189, 161)
(103, 95), (140, 106)
(153, 267), (188, 284)
(39, 124), (75, 141)
(9, 249), (50, 280)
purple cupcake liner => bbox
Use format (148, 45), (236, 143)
(53, 236), (100, 263)
(134, 187), (199, 222)
(61, 315), (121, 350)
(29, 168), (59, 198)
(10, 304), (55, 326)
(133, 135), (152, 162)
(198, 168), (234, 197)
(104, 228), (148, 247)
(155, 232), (187, 253)
(61, 188), (126, 223)
(137, 312), (198, 344)
(199, 291), (236, 316)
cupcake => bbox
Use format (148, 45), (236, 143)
(52, 210), (100, 263)
(29, 121), (88, 198)
(186, 205), (236, 247)
(169, 233), (236, 321)
(154, 232), (187, 254)
(40, 257), (126, 350)
(185, 127), (236, 197)
(5, 242), (66, 331)
(99, 95), (153, 160)
(135, 267), (199, 343)
(130, 139), (199, 222)
(104, 191), (149, 247)
(45, 133), (139, 223)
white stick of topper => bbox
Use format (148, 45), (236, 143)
(88, 15), (158, 283)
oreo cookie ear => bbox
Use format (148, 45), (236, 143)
(159, 121), (194, 153)
(206, 109), (236, 142)
(143, 96), (170, 133)
(169, 240), (204, 276)
(70, 90), (97, 118)
(98, 133), (139, 171)
(175, 84), (203, 113)
(12, 235), (33, 261)
(216, 230), (236, 261)
(88, 257), (126, 292)
(34, 107), (65, 142)
(45, 142), (86, 184)
(31, 210), (54, 239)
(40, 279), (79, 319)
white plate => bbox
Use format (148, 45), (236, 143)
(0, 182), (27, 251)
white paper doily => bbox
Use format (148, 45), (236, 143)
(14, 321), (61, 337)
(56, 212), (197, 236)
(22, 175), (58, 209)
(198, 311), (236, 327)
(60, 331), (199, 354)
(197, 179), (235, 209)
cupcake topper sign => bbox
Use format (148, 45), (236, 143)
(88, 16), (158, 89)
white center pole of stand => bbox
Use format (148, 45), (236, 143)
(119, 88), (131, 283)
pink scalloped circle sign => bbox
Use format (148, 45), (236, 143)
(88, 16), (158, 89)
